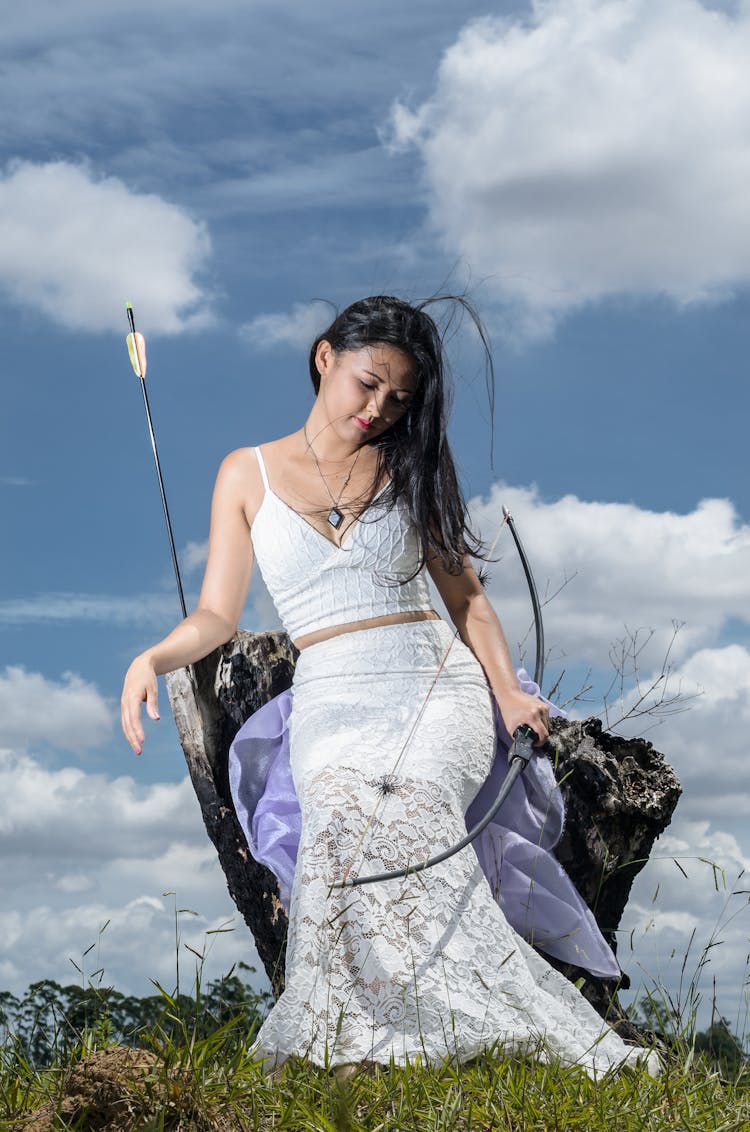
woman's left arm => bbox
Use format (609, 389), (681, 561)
(427, 555), (550, 744)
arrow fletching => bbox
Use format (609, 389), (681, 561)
(125, 304), (147, 378)
(126, 331), (146, 377)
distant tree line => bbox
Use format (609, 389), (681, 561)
(693, 1019), (748, 1077)
(2, 975), (746, 1077)
(0, 966), (272, 1066)
(630, 997), (747, 1078)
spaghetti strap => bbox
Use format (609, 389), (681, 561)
(255, 446), (270, 492)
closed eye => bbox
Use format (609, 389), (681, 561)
(359, 377), (410, 409)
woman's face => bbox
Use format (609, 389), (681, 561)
(315, 340), (417, 443)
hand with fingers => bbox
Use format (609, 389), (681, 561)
(121, 654), (160, 755)
(495, 687), (550, 747)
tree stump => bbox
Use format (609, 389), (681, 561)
(166, 631), (296, 999)
(166, 631), (681, 1018)
(544, 716), (682, 1021)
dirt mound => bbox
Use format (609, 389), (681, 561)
(17, 1046), (159, 1131)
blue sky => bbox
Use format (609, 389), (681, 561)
(1, 0), (748, 1035)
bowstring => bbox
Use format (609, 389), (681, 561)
(338, 632), (457, 886)
(336, 508), (511, 888)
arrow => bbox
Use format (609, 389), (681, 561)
(125, 303), (187, 620)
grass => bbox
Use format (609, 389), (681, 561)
(1, 1006), (748, 1132)
(2, 868), (748, 1131)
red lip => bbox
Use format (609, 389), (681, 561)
(354, 417), (373, 431)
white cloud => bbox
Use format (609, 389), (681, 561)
(244, 572), (280, 633)
(56, 873), (96, 894)
(0, 744), (260, 998)
(179, 538), (280, 631)
(676, 644), (750, 705)
(617, 644), (750, 820)
(389, 0), (750, 335)
(0, 3), (459, 212)
(0, 749), (196, 852)
(0, 161), (213, 333)
(0, 476), (33, 487)
(239, 300), (332, 350)
(470, 485), (749, 687)
(216, 147), (421, 214)
(0, 890), (255, 1003)
(181, 539), (209, 575)
(619, 817), (750, 1027)
(0, 590), (185, 626)
(0, 666), (112, 751)
(0, 667), (262, 998)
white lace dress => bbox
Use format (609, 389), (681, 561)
(249, 618), (658, 1075)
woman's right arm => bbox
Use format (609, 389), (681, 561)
(121, 449), (256, 755)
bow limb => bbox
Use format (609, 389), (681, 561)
(334, 504), (546, 889)
(502, 505), (545, 690)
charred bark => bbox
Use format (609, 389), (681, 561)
(541, 716), (681, 1021)
(166, 631), (296, 999)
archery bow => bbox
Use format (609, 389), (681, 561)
(334, 503), (545, 888)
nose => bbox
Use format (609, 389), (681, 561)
(364, 389), (383, 422)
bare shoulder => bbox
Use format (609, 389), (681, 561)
(217, 436), (297, 525)
(213, 447), (258, 525)
(259, 434), (299, 460)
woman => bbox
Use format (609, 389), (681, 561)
(122, 295), (656, 1075)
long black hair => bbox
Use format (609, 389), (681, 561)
(308, 294), (494, 578)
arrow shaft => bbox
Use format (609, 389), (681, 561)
(138, 376), (187, 620)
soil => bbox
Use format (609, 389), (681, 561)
(15, 1046), (160, 1131)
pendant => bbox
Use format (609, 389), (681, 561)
(327, 507), (344, 529)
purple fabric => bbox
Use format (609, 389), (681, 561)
(228, 669), (620, 979)
(467, 672), (620, 978)
(228, 690), (299, 909)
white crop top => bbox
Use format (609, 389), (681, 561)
(250, 447), (434, 641)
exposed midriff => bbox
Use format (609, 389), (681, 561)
(293, 609), (440, 651)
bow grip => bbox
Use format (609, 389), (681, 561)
(510, 723), (537, 765)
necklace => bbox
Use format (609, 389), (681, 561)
(303, 426), (363, 529)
